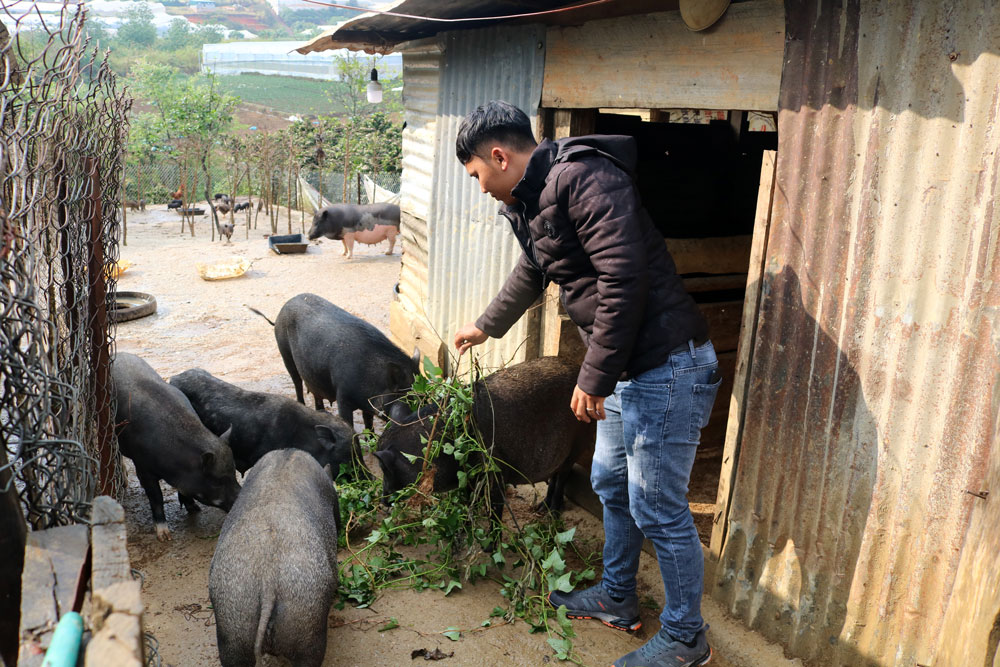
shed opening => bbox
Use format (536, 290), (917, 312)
(552, 106), (777, 549)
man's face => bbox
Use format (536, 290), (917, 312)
(464, 147), (522, 206)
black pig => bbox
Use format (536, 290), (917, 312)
(209, 449), (339, 667)
(169, 368), (357, 475)
(375, 356), (594, 517)
(307, 202), (400, 259)
(249, 293), (419, 431)
(112, 353), (241, 541)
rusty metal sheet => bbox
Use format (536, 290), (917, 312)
(714, 2), (1000, 665)
(542, 1), (784, 111)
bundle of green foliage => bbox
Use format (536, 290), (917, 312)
(335, 359), (598, 663)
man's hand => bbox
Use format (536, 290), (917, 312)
(571, 385), (605, 423)
(454, 323), (488, 356)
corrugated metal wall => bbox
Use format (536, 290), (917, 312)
(427, 25), (547, 372)
(398, 41), (442, 316)
(715, 2), (1000, 665)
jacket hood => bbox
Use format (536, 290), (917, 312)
(554, 135), (638, 177)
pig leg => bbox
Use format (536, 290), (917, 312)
(536, 466), (572, 514)
(385, 230), (397, 255)
(336, 399), (355, 428)
(341, 239), (349, 256)
(313, 390), (324, 411)
(135, 468), (171, 541)
(344, 236), (354, 260)
(362, 410), (374, 432)
(277, 341), (306, 405)
(177, 492), (201, 514)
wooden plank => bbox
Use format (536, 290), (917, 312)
(698, 300), (744, 354)
(683, 274), (748, 294)
(666, 235), (752, 275)
(543, 1), (784, 111)
(709, 150), (777, 560)
(18, 525), (90, 667)
(389, 300), (447, 372)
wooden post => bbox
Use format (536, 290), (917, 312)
(540, 109), (596, 363)
(709, 150), (777, 561)
(86, 157), (116, 498)
(0, 445), (26, 667)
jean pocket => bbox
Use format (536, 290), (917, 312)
(689, 371), (723, 443)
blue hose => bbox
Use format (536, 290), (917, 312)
(41, 611), (84, 667)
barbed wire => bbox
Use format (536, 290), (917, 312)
(0, 2), (130, 529)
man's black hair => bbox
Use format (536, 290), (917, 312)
(455, 100), (536, 164)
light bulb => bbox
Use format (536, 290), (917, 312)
(366, 68), (383, 104)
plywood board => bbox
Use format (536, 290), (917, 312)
(543, 1), (784, 111)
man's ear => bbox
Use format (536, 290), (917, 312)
(490, 146), (511, 170)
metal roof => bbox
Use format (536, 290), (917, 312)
(295, 0), (674, 54)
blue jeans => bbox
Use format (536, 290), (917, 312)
(590, 340), (721, 642)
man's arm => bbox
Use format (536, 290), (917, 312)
(455, 253), (544, 355)
(562, 160), (649, 397)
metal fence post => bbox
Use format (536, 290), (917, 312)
(86, 157), (116, 497)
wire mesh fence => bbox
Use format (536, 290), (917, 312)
(123, 159), (401, 209)
(1, 5), (130, 529)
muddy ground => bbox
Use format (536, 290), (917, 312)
(113, 205), (732, 666)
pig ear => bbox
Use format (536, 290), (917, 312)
(322, 463), (335, 482)
(201, 450), (215, 470)
(315, 424), (338, 444)
(411, 347), (421, 373)
(219, 425), (233, 444)
(373, 449), (393, 469)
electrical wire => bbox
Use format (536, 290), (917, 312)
(298, 0), (617, 23)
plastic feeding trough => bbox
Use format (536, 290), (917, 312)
(268, 233), (309, 254)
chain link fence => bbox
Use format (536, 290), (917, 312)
(1, 5), (130, 529)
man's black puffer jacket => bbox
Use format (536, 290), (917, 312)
(475, 135), (708, 397)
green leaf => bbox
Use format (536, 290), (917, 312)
(378, 617), (399, 632)
(422, 517), (437, 528)
(402, 452), (419, 464)
(547, 636), (572, 660)
(490, 606), (506, 617)
(456, 470), (468, 489)
(442, 580), (462, 596)
(492, 551), (506, 567)
(550, 572), (574, 593)
(442, 627), (461, 641)
(423, 356), (442, 377)
(541, 549), (565, 573)
(554, 527), (576, 545)
(555, 605), (575, 637)
(481, 619), (491, 627)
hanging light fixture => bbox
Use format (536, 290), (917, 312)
(366, 68), (383, 104)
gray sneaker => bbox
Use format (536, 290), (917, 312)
(547, 583), (642, 632)
(612, 626), (712, 667)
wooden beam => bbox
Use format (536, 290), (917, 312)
(709, 150), (777, 561)
(666, 235), (752, 276)
(543, 1), (784, 111)
(389, 300), (448, 373)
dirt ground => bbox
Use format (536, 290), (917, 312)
(113, 205), (733, 667)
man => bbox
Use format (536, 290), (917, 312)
(453, 101), (721, 667)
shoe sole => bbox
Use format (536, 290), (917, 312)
(608, 647), (712, 667)
(547, 593), (642, 632)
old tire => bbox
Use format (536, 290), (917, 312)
(111, 291), (157, 323)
